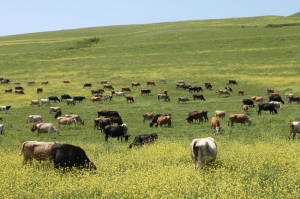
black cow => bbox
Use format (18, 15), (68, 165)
(61, 94), (72, 101)
(15, 86), (24, 90)
(193, 94), (205, 101)
(229, 80), (238, 85)
(110, 116), (123, 125)
(103, 124), (129, 142)
(97, 110), (120, 118)
(205, 82), (212, 89)
(51, 143), (96, 170)
(73, 96), (86, 102)
(269, 96), (284, 104)
(257, 103), (278, 115)
(189, 86), (203, 92)
(141, 89), (151, 95)
(187, 110), (208, 123)
(0, 105), (11, 113)
(48, 96), (60, 102)
(129, 133), (158, 149)
(83, 83), (92, 88)
(288, 96), (300, 104)
(150, 113), (172, 127)
(54, 110), (62, 119)
(243, 99), (255, 107)
(225, 87), (233, 92)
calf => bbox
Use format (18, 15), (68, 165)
(238, 90), (244, 96)
(129, 133), (158, 148)
(37, 88), (43, 93)
(242, 105), (249, 114)
(210, 117), (221, 135)
(126, 96), (134, 103)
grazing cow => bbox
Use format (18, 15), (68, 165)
(269, 95), (284, 104)
(157, 94), (170, 101)
(147, 81), (156, 86)
(65, 114), (84, 125)
(31, 122), (60, 137)
(269, 101), (283, 110)
(27, 115), (43, 124)
(225, 87), (233, 92)
(142, 112), (154, 123)
(126, 96), (134, 103)
(121, 87), (131, 92)
(238, 90), (244, 96)
(19, 141), (66, 165)
(205, 82), (212, 89)
(266, 88), (274, 95)
(155, 116), (172, 127)
(49, 106), (61, 114)
(90, 96), (102, 103)
(41, 99), (51, 106)
(288, 95), (300, 104)
(5, 88), (12, 93)
(210, 117), (221, 135)
(15, 90), (25, 94)
(115, 91), (125, 97)
(242, 105), (249, 114)
(190, 137), (217, 169)
(242, 99), (255, 107)
(103, 124), (129, 142)
(215, 110), (226, 119)
(66, 98), (75, 106)
(129, 133), (158, 148)
(101, 80), (108, 84)
(0, 116), (3, 121)
(141, 89), (151, 95)
(15, 86), (24, 90)
(103, 95), (113, 101)
(103, 84), (114, 90)
(54, 110), (62, 119)
(150, 113), (172, 127)
(51, 143), (96, 170)
(176, 83), (185, 89)
(41, 80), (49, 85)
(63, 80), (70, 83)
(177, 80), (185, 84)
(0, 79), (10, 84)
(91, 89), (104, 95)
(61, 94), (72, 101)
(269, 92), (280, 97)
(228, 114), (251, 127)
(131, 82), (141, 87)
(257, 103), (278, 115)
(0, 124), (4, 134)
(97, 110), (120, 118)
(57, 117), (77, 129)
(284, 93), (294, 99)
(48, 96), (60, 102)
(218, 90), (230, 97)
(27, 80), (35, 85)
(94, 117), (111, 131)
(186, 111), (204, 124)
(193, 94), (205, 101)
(73, 96), (86, 103)
(14, 82), (21, 85)
(228, 80), (238, 85)
(30, 100), (41, 107)
(37, 88), (43, 93)
(288, 121), (300, 139)
(159, 78), (166, 83)
(252, 96), (267, 104)
(189, 86), (203, 92)
(178, 97), (190, 103)
(83, 83), (92, 88)
(0, 106), (11, 113)
(110, 116), (123, 125)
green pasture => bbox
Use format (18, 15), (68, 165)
(0, 14), (300, 198)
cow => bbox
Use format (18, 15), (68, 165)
(126, 96), (134, 103)
(49, 106), (61, 114)
(142, 112), (154, 123)
(266, 88), (274, 95)
(178, 97), (189, 103)
(91, 89), (104, 95)
(57, 117), (77, 129)
(73, 96), (86, 103)
(61, 94), (72, 101)
(189, 86), (203, 92)
(0, 106), (11, 113)
(41, 99), (51, 106)
(242, 105), (249, 114)
(15, 90), (25, 94)
(5, 88), (12, 93)
(63, 80), (70, 83)
(90, 96), (102, 103)
(19, 141), (66, 165)
(103, 95), (113, 101)
(0, 124), (4, 134)
(288, 121), (300, 139)
(48, 96), (60, 102)
(103, 124), (129, 142)
(228, 80), (238, 85)
(30, 100), (41, 107)
(100, 80), (108, 84)
(215, 110), (226, 119)
(129, 133), (158, 149)
(155, 116), (172, 127)
(269, 101), (283, 110)
(159, 78), (166, 83)
(131, 82), (140, 87)
(14, 82), (21, 85)
(218, 90), (230, 97)
(51, 143), (96, 170)
(83, 83), (92, 88)
(176, 83), (185, 89)
(228, 114), (252, 127)
(27, 115), (43, 124)
(242, 99), (255, 107)
(115, 91), (125, 97)
(121, 87), (131, 92)
(177, 80), (185, 84)
(210, 117), (221, 135)
(157, 94), (170, 101)
(190, 137), (217, 169)
(103, 84), (114, 90)
(252, 96), (267, 104)
(141, 89), (151, 95)
(163, 90), (168, 95)
(238, 90), (244, 96)
(37, 88), (43, 93)
(54, 110), (62, 119)
(27, 80), (35, 86)
(0, 117), (3, 122)
(31, 122), (60, 137)
(66, 99), (75, 106)
(284, 93), (294, 99)
(269, 95), (284, 104)
(288, 95), (300, 104)
(15, 86), (24, 90)
(186, 111), (204, 124)
(97, 110), (120, 118)
(225, 87), (233, 92)
(65, 114), (84, 125)
(41, 80), (49, 85)
(110, 116), (123, 125)
(146, 81), (156, 86)
(205, 82), (212, 89)
(94, 117), (111, 131)
(150, 113), (172, 127)
(193, 94), (205, 101)
(257, 103), (278, 115)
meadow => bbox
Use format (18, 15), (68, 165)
(0, 14), (300, 198)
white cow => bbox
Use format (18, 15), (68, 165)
(284, 93), (294, 99)
(0, 124), (4, 134)
(31, 123), (60, 137)
(115, 92), (125, 97)
(27, 115), (43, 124)
(66, 98), (75, 105)
(49, 106), (61, 114)
(190, 137), (217, 169)
(215, 110), (226, 119)
(288, 121), (300, 139)
(40, 99), (51, 106)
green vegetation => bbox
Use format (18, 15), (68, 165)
(0, 14), (300, 198)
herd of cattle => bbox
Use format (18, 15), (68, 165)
(2, 77), (300, 170)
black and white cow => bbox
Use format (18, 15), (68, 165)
(0, 106), (11, 113)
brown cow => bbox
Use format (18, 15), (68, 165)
(155, 116), (172, 127)
(63, 80), (70, 83)
(158, 94), (170, 101)
(215, 110), (226, 119)
(178, 97), (189, 103)
(218, 90), (230, 97)
(131, 82), (140, 87)
(103, 84), (114, 90)
(242, 105), (249, 114)
(228, 114), (251, 127)
(14, 82), (21, 85)
(121, 87), (131, 92)
(90, 96), (102, 103)
(238, 90), (244, 96)
(193, 94), (205, 101)
(126, 96), (134, 103)
(94, 117), (111, 131)
(288, 96), (300, 104)
(91, 89), (104, 95)
(101, 80), (108, 84)
(37, 88), (43, 93)
(15, 90), (25, 94)
(210, 117), (221, 134)
(251, 96), (267, 104)
(147, 81), (156, 86)
(27, 80), (35, 85)
(142, 112), (154, 123)
(5, 88), (12, 93)
(41, 80), (49, 85)
(30, 100), (41, 107)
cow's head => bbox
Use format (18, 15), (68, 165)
(124, 134), (130, 142)
(214, 127), (221, 135)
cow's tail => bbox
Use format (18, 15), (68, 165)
(191, 140), (198, 162)
(19, 142), (26, 156)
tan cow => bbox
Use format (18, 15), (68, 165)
(27, 80), (35, 85)
(142, 112), (154, 123)
(238, 90), (244, 96)
(158, 94), (170, 101)
(57, 117), (77, 129)
(49, 106), (61, 114)
(65, 114), (84, 125)
(41, 99), (51, 106)
(178, 97), (189, 103)
(242, 105), (249, 114)
(146, 81), (156, 86)
(94, 117), (111, 131)
(41, 80), (49, 85)
(251, 96), (267, 104)
(155, 116), (172, 127)
(30, 100), (41, 107)
(269, 101), (283, 110)
(31, 122), (60, 137)
(90, 96), (102, 103)
(19, 141), (65, 165)
(131, 82), (140, 87)
(5, 88), (12, 93)
(100, 80), (108, 84)
(210, 117), (221, 135)
(27, 115), (43, 123)
(121, 87), (131, 92)
(215, 110), (226, 119)
(228, 114), (251, 127)
(218, 90), (230, 97)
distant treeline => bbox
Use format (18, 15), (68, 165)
(265, 22), (300, 28)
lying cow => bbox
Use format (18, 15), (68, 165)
(190, 137), (217, 169)
(129, 133), (158, 149)
(228, 114), (251, 127)
(150, 113), (171, 127)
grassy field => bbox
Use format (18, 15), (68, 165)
(1, 14), (300, 198)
